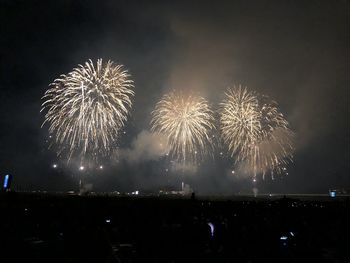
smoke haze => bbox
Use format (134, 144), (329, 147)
(0, 0), (349, 193)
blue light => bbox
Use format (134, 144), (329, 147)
(3, 174), (9, 188)
(329, 191), (336, 198)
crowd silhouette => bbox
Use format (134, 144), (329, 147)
(1, 192), (349, 262)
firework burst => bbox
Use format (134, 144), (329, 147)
(220, 86), (260, 162)
(151, 91), (215, 163)
(220, 85), (294, 178)
(41, 59), (134, 162)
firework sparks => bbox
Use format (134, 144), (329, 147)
(151, 91), (215, 163)
(41, 59), (134, 162)
(220, 86), (261, 162)
(220, 85), (294, 178)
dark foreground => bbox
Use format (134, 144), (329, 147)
(1, 192), (349, 263)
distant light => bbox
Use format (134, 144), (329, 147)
(194, 151), (197, 154)
(3, 174), (10, 188)
(53, 164), (57, 168)
(253, 178), (257, 183)
(220, 152), (223, 155)
(99, 165), (103, 169)
(283, 167), (287, 171)
(135, 190), (139, 195)
(208, 222), (215, 237)
(105, 219), (111, 223)
(165, 168), (168, 172)
(290, 231), (294, 237)
(280, 236), (288, 240)
(231, 170), (235, 174)
(79, 166), (84, 171)
(329, 191), (336, 198)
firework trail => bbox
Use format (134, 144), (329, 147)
(151, 91), (215, 163)
(220, 85), (294, 178)
(41, 59), (134, 162)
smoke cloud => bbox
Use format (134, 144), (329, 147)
(119, 130), (169, 163)
(170, 161), (198, 175)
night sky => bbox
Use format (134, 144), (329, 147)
(0, 0), (349, 194)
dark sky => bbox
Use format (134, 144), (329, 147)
(0, 0), (349, 194)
